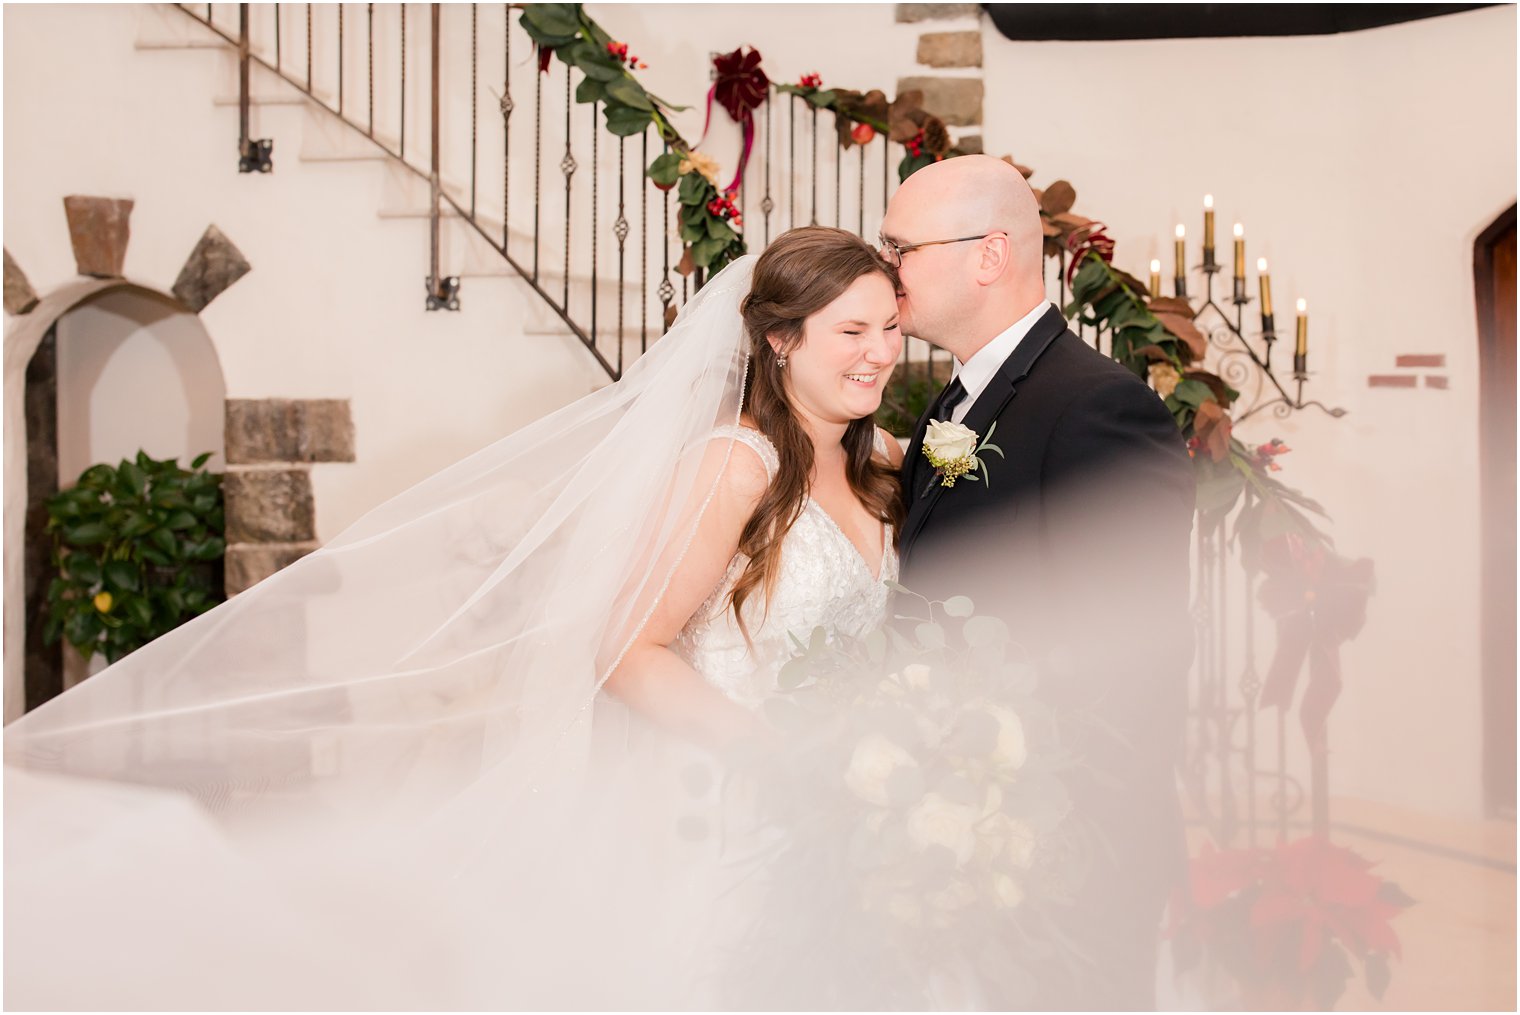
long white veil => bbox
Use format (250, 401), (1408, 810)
(5, 256), (764, 1010)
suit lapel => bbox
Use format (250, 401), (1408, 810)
(901, 305), (1070, 553)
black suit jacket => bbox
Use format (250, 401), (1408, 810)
(898, 305), (1196, 1007)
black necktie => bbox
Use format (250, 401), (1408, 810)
(935, 377), (968, 420)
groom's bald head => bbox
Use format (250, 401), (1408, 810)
(882, 154), (1048, 358)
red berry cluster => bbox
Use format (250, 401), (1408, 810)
(904, 130), (926, 157)
(1185, 436), (1202, 459)
(606, 41), (646, 69)
(798, 72), (822, 89)
(1253, 438), (1291, 472)
(706, 191), (743, 227)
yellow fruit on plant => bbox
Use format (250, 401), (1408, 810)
(93, 591), (113, 614)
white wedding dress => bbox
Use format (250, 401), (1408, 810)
(3, 256), (927, 1011)
(676, 424), (899, 709)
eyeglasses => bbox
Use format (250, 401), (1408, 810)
(877, 232), (990, 268)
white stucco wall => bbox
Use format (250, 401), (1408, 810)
(979, 6), (1516, 817)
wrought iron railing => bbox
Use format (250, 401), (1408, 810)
(172, 3), (1115, 420)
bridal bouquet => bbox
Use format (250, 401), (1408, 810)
(710, 585), (1091, 1008)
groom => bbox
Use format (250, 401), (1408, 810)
(885, 155), (1195, 1010)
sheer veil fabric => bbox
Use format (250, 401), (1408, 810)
(5, 257), (777, 1009)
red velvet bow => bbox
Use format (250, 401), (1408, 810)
(700, 47), (768, 195)
(1254, 533), (1375, 748)
(711, 46), (768, 123)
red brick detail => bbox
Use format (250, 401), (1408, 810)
(1424, 375), (1449, 389)
(1368, 375), (1418, 388)
(1396, 354), (1445, 368)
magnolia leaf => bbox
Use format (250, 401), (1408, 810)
(602, 104), (653, 136)
(675, 246), (695, 277)
(1152, 310), (1208, 362)
(690, 235), (728, 269)
(603, 75), (653, 111)
(575, 77), (606, 104)
(677, 171), (710, 207)
(1182, 369), (1239, 406)
(1147, 295), (1193, 316)
(1193, 400), (1233, 462)
(645, 151), (681, 186)
(1040, 180), (1076, 216)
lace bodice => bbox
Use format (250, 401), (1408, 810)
(673, 426), (899, 708)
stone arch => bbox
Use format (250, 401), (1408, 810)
(4, 279), (226, 720)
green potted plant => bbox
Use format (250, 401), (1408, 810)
(43, 450), (226, 666)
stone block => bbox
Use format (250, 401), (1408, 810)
(172, 224), (252, 313)
(5, 248), (39, 315)
(225, 542), (318, 596)
(225, 399), (356, 464)
(896, 4), (980, 23)
(917, 30), (982, 67)
(223, 468), (316, 543)
(896, 75), (984, 126)
(63, 195), (134, 278)
(956, 133), (984, 154)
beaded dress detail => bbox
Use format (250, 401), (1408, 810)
(673, 426), (899, 708)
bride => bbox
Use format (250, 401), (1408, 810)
(4, 227), (916, 1010)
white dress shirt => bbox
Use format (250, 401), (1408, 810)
(947, 301), (1054, 424)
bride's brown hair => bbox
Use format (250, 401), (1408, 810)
(731, 226), (904, 637)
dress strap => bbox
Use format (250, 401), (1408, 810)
(712, 424), (779, 481)
(872, 426), (891, 458)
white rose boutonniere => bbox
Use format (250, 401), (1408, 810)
(921, 419), (1004, 491)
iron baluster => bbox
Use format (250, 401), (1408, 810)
(640, 130), (649, 353)
(236, 4), (272, 173)
(810, 104), (818, 225)
(615, 134), (627, 376)
(761, 96), (773, 245)
(834, 112), (841, 228)
(366, 4), (373, 136)
(275, 2), (282, 71)
(425, 3), (458, 311)
(469, 3), (477, 220)
(590, 100), (599, 361)
(501, 4), (511, 249)
(399, 3), (406, 158)
(306, 3), (312, 91)
(337, 4), (344, 116)
(533, 60), (541, 282)
(562, 71), (575, 312)
(659, 142), (673, 334)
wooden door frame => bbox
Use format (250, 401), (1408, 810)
(1475, 202), (1516, 819)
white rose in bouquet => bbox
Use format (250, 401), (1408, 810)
(981, 701), (1028, 771)
(906, 791), (980, 866)
(992, 872), (1026, 910)
(844, 733), (919, 807)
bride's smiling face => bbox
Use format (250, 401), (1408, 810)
(770, 272), (902, 426)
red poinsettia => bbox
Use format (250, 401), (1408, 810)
(1173, 835), (1411, 1008)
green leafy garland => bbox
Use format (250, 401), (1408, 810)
(519, 3), (747, 275)
(773, 76), (963, 182)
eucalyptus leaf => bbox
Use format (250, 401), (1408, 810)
(942, 595), (974, 618)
